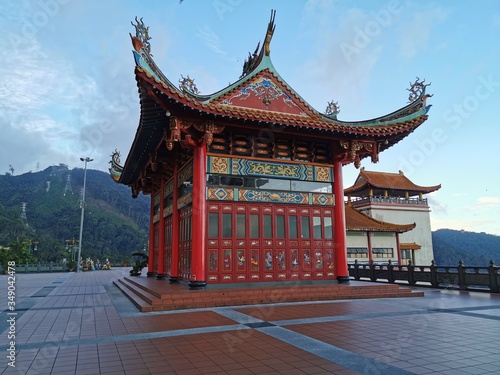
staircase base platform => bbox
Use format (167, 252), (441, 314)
(113, 276), (424, 312)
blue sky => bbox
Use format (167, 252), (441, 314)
(1, 0), (499, 236)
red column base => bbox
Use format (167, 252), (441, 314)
(146, 271), (157, 277)
(337, 276), (351, 284)
(188, 280), (207, 290)
(168, 276), (179, 284)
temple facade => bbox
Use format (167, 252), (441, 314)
(345, 168), (441, 265)
(110, 12), (433, 288)
(345, 201), (416, 265)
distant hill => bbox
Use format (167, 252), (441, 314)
(432, 229), (500, 266)
(0, 165), (149, 263)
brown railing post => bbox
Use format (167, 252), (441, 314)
(408, 259), (415, 286)
(430, 260), (438, 287)
(353, 260), (360, 280)
(488, 260), (499, 293)
(369, 260), (377, 282)
(458, 260), (467, 290)
(387, 259), (395, 283)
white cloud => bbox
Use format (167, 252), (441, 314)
(197, 25), (227, 56)
(398, 7), (448, 58)
(477, 197), (500, 204)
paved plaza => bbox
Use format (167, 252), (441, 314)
(1, 269), (499, 374)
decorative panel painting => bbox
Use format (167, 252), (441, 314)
(239, 189), (309, 204)
(207, 156), (333, 182)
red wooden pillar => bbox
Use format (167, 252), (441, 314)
(333, 160), (350, 283)
(147, 193), (156, 276)
(169, 163), (180, 283)
(156, 176), (165, 279)
(367, 231), (373, 264)
(189, 144), (207, 289)
(395, 233), (401, 265)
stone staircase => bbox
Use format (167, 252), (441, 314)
(114, 276), (424, 312)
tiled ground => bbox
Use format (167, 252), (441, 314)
(1, 269), (499, 374)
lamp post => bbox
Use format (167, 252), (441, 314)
(77, 157), (93, 272)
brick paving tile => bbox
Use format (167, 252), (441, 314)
(2, 271), (500, 375)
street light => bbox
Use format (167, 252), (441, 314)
(77, 157), (93, 272)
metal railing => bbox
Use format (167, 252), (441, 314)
(348, 259), (500, 293)
(350, 196), (428, 206)
(1, 263), (68, 273)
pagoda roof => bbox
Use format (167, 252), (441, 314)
(345, 168), (441, 197)
(345, 202), (415, 233)
(113, 12), (433, 189)
(400, 242), (422, 250)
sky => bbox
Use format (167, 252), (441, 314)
(1, 0), (499, 236)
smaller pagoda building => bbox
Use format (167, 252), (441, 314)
(345, 168), (441, 265)
(345, 202), (416, 264)
(110, 11), (433, 288)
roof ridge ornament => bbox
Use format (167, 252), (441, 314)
(264, 9), (276, 56)
(407, 77), (432, 103)
(325, 100), (340, 117)
(179, 75), (200, 94)
(240, 10), (276, 78)
(131, 17), (151, 54)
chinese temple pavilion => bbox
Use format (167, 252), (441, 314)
(345, 201), (416, 265)
(109, 11), (433, 289)
(345, 168), (441, 265)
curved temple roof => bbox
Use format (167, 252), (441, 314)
(112, 12), (433, 189)
(345, 202), (416, 233)
(345, 168), (441, 196)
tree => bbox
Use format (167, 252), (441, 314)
(8, 165), (14, 176)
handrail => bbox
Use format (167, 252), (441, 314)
(348, 259), (500, 293)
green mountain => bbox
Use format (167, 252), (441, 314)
(432, 229), (500, 266)
(0, 165), (149, 264)
(1, 167), (498, 268)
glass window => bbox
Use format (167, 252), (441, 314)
(290, 181), (332, 193)
(276, 216), (285, 238)
(301, 216), (310, 239)
(208, 213), (218, 238)
(255, 178), (291, 190)
(206, 174), (219, 186)
(236, 214), (246, 238)
(313, 216), (322, 239)
(264, 215), (273, 238)
(289, 216), (298, 238)
(222, 213), (232, 238)
(220, 176), (243, 186)
(250, 214), (259, 238)
(324, 217), (332, 239)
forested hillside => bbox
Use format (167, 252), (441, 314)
(432, 229), (500, 266)
(1, 166), (498, 267)
(0, 165), (149, 263)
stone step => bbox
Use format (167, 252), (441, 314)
(114, 277), (424, 312)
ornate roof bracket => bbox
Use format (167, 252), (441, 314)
(193, 121), (225, 147)
(164, 116), (181, 151)
(338, 140), (379, 168)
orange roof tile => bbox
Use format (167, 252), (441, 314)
(345, 168), (441, 196)
(345, 202), (415, 232)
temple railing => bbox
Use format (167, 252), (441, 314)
(1, 262), (67, 273)
(350, 196), (428, 206)
(348, 259), (500, 293)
